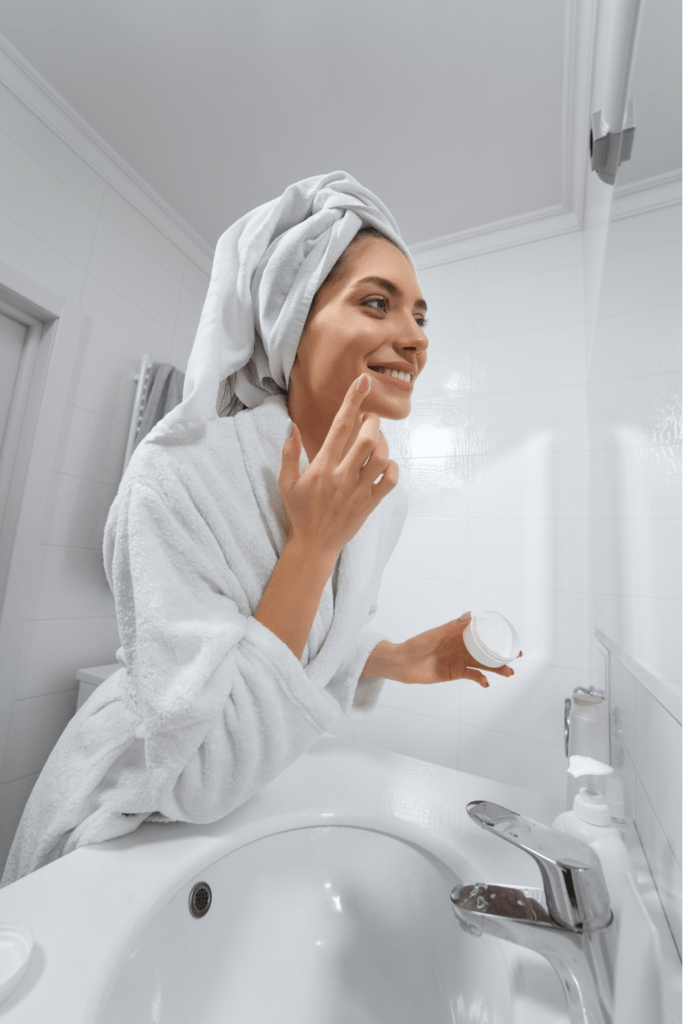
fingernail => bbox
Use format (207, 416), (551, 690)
(458, 611), (472, 621)
(356, 373), (371, 394)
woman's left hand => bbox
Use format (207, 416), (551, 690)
(397, 613), (521, 688)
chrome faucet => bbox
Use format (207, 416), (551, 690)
(450, 801), (617, 1024)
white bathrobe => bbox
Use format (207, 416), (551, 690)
(2, 394), (407, 886)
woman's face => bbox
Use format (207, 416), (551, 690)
(289, 237), (429, 426)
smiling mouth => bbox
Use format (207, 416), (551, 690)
(368, 367), (414, 391)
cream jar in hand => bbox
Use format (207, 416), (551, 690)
(463, 611), (521, 668)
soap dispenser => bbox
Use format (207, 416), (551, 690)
(552, 755), (634, 920)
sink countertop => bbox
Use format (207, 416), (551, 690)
(0, 735), (592, 1022)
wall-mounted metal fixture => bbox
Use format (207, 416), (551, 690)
(590, 0), (644, 185)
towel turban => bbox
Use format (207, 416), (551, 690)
(153, 170), (414, 444)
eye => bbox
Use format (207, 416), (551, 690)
(364, 297), (388, 313)
(417, 317), (429, 329)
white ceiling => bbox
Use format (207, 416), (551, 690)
(0, 0), (679, 249)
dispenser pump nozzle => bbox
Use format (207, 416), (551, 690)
(567, 756), (614, 825)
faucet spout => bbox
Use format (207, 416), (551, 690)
(451, 802), (618, 1024)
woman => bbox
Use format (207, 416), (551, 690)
(2, 171), (516, 887)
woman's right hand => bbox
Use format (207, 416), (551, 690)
(278, 374), (399, 559)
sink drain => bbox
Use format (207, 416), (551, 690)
(189, 881), (212, 918)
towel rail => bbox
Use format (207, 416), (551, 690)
(122, 353), (154, 473)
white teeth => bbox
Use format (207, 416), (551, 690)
(374, 367), (412, 382)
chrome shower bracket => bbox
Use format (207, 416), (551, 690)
(590, 100), (636, 186)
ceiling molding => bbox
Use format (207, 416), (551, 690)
(611, 169), (682, 220)
(0, 32), (214, 275)
(410, 0), (598, 269)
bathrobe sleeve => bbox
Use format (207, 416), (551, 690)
(105, 477), (340, 824)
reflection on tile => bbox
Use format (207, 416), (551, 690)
(593, 594), (682, 687)
(587, 374), (681, 450)
(598, 242), (681, 320)
(382, 396), (471, 460)
(605, 206), (681, 257)
(399, 456), (468, 518)
(610, 657), (637, 763)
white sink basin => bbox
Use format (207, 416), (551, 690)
(100, 826), (512, 1023)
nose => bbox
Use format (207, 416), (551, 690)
(398, 311), (429, 356)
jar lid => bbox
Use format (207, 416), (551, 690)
(463, 611), (521, 668)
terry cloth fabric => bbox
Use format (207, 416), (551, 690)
(1, 394), (409, 886)
(134, 363), (185, 451)
(154, 169), (416, 435)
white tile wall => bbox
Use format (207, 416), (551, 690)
(592, 201), (682, 952)
(609, 652), (682, 954)
(0, 85), (209, 870)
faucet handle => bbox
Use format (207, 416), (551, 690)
(467, 801), (612, 931)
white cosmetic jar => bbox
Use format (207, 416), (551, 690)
(463, 611), (521, 669)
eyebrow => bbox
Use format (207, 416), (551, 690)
(354, 275), (428, 314)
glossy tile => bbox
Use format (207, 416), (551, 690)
(68, 340), (134, 426)
(418, 259), (476, 295)
(382, 396), (471, 461)
(458, 724), (567, 801)
(0, 774), (39, 874)
(371, 578), (467, 646)
(398, 456), (468, 518)
(598, 242), (681, 320)
(0, 207), (85, 303)
(101, 187), (186, 281)
(88, 218), (182, 330)
(605, 205), (681, 257)
(636, 778), (682, 955)
(471, 321), (584, 395)
(609, 656), (637, 764)
(590, 519), (681, 600)
(460, 661), (581, 747)
(474, 232), (583, 285)
(0, 129), (98, 267)
(383, 517), (467, 583)
(587, 373), (681, 450)
(1, 690), (77, 784)
(466, 518), (588, 593)
(588, 304), (681, 382)
(592, 594), (682, 686)
(0, 83), (105, 211)
(31, 545), (116, 621)
(55, 404), (128, 486)
(354, 705), (460, 771)
(16, 616), (120, 700)
(469, 385), (586, 457)
(174, 284), (205, 343)
(469, 449), (588, 521)
(379, 676), (462, 725)
(474, 263), (583, 340)
(183, 257), (211, 298)
(589, 444), (682, 521)
(79, 276), (174, 365)
(169, 336), (192, 374)
(636, 684), (682, 866)
(42, 472), (117, 551)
